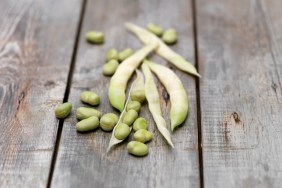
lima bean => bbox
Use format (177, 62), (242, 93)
(86, 31), (104, 44)
(127, 141), (148, 157)
(133, 117), (147, 132)
(76, 107), (101, 120)
(103, 59), (119, 76)
(130, 89), (145, 103)
(146, 23), (163, 37)
(118, 48), (134, 62)
(55, 102), (72, 119)
(133, 129), (153, 143)
(122, 109), (138, 126)
(130, 69), (145, 103)
(100, 113), (118, 131)
(162, 28), (177, 45)
(126, 101), (141, 112)
(106, 49), (119, 61)
(76, 116), (99, 132)
(80, 91), (100, 106)
(114, 123), (131, 140)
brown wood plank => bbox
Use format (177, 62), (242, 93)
(0, 0), (83, 187)
(52, 0), (200, 187)
(197, 0), (282, 187)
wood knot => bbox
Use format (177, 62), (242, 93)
(231, 112), (240, 123)
(44, 81), (55, 88)
(271, 82), (277, 91)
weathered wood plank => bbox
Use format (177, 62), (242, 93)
(52, 0), (200, 187)
(197, 0), (282, 187)
(0, 0), (82, 187)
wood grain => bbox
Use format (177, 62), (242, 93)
(52, 0), (200, 187)
(196, 0), (282, 187)
(0, 0), (82, 187)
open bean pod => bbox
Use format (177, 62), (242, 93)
(108, 43), (157, 112)
(126, 23), (200, 77)
(107, 70), (145, 153)
(145, 60), (188, 131)
(141, 63), (174, 147)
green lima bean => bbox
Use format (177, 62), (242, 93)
(127, 141), (149, 157)
(80, 91), (100, 106)
(76, 107), (101, 120)
(103, 59), (119, 76)
(86, 31), (104, 44)
(133, 117), (148, 132)
(118, 48), (134, 62)
(162, 28), (177, 45)
(146, 23), (163, 37)
(76, 116), (99, 132)
(100, 113), (118, 131)
(126, 101), (141, 112)
(55, 102), (72, 119)
(114, 123), (131, 140)
(122, 109), (138, 126)
(130, 69), (145, 103)
(133, 129), (153, 143)
(106, 49), (119, 61)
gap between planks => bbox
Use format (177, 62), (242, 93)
(46, 0), (88, 187)
(192, 0), (204, 187)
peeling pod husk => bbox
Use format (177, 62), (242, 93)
(141, 63), (174, 147)
(145, 60), (188, 131)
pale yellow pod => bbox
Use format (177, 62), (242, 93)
(126, 23), (200, 77)
(107, 71), (145, 153)
(145, 60), (188, 131)
(108, 43), (157, 112)
(141, 63), (174, 147)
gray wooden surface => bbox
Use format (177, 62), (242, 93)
(0, 0), (82, 187)
(197, 0), (282, 187)
(1, 0), (282, 187)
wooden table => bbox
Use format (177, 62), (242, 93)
(1, 0), (282, 187)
